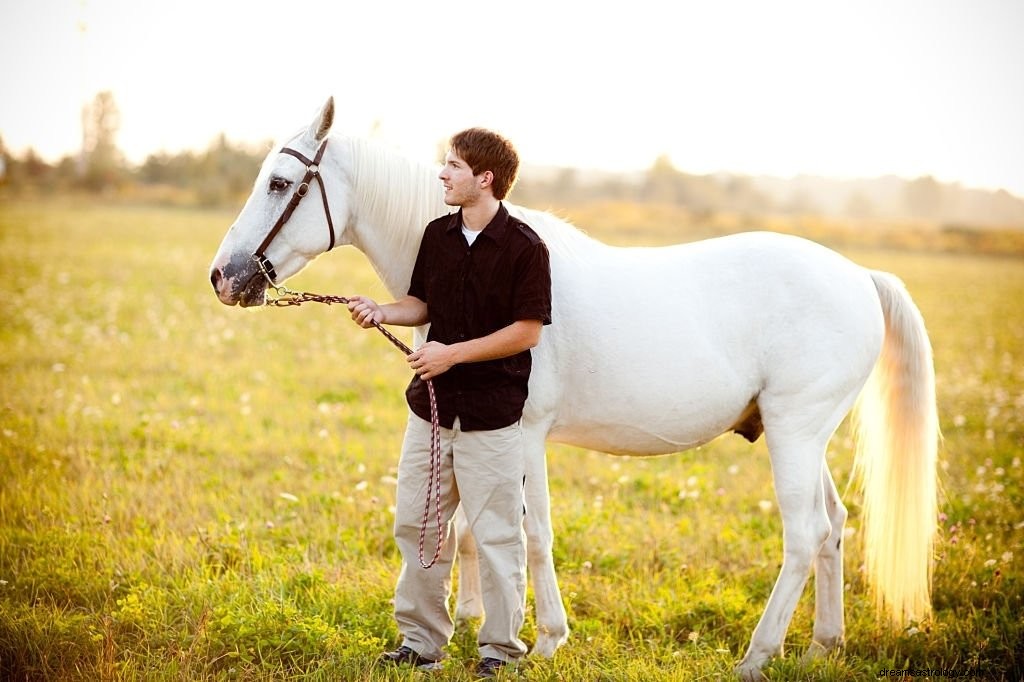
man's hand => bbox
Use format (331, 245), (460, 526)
(347, 296), (383, 328)
(407, 341), (458, 380)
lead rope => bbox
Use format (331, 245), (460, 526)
(254, 258), (444, 569)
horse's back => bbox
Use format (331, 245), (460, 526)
(524, 227), (885, 455)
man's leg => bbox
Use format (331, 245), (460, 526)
(391, 414), (461, 662)
(453, 420), (528, 663)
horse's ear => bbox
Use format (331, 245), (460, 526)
(309, 96), (334, 142)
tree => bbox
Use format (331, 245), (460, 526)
(642, 154), (682, 204)
(80, 91), (125, 191)
(903, 175), (945, 222)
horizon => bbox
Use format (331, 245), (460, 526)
(2, 0), (1023, 197)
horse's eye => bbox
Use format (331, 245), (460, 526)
(268, 177), (291, 193)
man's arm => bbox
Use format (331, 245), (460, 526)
(408, 319), (543, 381)
(347, 295), (428, 328)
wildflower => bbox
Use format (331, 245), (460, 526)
(758, 500), (773, 514)
(354, 481), (368, 492)
(279, 492), (299, 502)
(688, 631), (699, 642)
(1001, 551), (1013, 564)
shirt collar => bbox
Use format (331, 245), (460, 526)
(445, 202), (511, 245)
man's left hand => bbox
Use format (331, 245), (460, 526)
(407, 341), (457, 380)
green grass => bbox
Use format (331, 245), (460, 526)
(1, 200), (1022, 680)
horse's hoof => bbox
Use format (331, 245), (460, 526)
(801, 636), (843, 663)
(734, 663), (767, 682)
(454, 602), (483, 624)
(530, 625), (569, 658)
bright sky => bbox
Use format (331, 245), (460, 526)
(2, 0), (1023, 195)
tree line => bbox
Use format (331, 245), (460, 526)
(3, 92), (1022, 229)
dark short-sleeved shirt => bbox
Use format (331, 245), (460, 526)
(405, 202), (552, 431)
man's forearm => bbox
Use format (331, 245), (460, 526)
(450, 320), (543, 364)
(381, 295), (429, 327)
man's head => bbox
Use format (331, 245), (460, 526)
(447, 128), (520, 201)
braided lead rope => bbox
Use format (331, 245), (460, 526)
(257, 263), (444, 569)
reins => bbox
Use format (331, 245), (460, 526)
(251, 139), (444, 570)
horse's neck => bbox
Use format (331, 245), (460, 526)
(341, 137), (448, 297)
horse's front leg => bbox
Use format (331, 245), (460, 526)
(453, 425), (569, 654)
(522, 430), (569, 657)
(454, 506), (483, 621)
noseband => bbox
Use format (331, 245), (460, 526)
(252, 138), (336, 282)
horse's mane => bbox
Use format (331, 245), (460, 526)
(342, 136), (447, 258)
(506, 204), (605, 265)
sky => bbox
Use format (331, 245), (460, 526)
(2, 0), (1023, 196)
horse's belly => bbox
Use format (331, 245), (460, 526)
(546, 421), (721, 456)
(542, 371), (756, 456)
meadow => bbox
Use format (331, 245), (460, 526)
(1, 200), (1022, 680)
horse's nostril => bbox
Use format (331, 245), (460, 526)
(210, 269), (222, 291)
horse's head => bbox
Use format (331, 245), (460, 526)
(210, 97), (346, 306)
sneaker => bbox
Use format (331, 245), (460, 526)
(378, 645), (443, 671)
(475, 657), (511, 678)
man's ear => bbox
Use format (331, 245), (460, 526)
(479, 170), (494, 189)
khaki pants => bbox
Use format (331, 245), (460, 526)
(393, 414), (528, 662)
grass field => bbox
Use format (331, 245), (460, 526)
(1, 201), (1022, 680)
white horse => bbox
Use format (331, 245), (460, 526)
(210, 98), (939, 679)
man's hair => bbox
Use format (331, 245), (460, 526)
(449, 128), (520, 200)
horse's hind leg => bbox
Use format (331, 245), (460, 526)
(806, 464), (847, 660)
(736, 434), (832, 680)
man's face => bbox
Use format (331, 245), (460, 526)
(438, 150), (484, 207)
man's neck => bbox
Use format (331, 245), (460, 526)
(460, 197), (501, 232)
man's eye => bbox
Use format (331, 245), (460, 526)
(269, 177), (292, 193)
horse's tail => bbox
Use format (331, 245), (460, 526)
(851, 270), (940, 627)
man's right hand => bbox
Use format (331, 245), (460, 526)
(347, 296), (384, 328)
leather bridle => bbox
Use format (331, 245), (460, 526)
(252, 138), (336, 282)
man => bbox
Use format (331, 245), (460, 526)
(347, 128), (552, 678)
